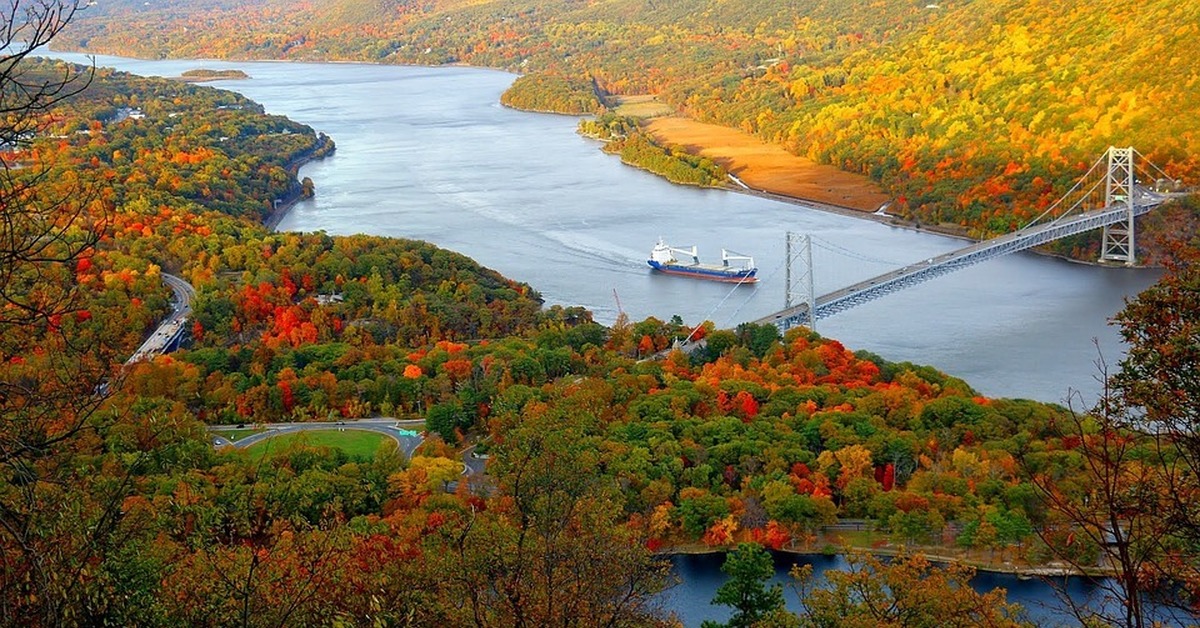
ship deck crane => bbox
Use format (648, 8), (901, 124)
(722, 249), (755, 269)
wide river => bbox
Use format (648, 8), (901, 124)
(50, 51), (1161, 405)
(46, 51), (1177, 625)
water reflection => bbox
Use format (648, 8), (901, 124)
(662, 552), (1188, 627)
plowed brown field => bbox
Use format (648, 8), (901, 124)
(644, 116), (891, 212)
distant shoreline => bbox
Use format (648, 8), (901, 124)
(51, 46), (1140, 264)
(662, 542), (1088, 579)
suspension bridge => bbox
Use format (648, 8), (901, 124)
(752, 147), (1185, 331)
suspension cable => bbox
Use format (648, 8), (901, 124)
(1133, 148), (1179, 184)
(811, 237), (904, 266)
(682, 257), (782, 343)
(722, 256), (788, 328)
(1021, 151), (1108, 229)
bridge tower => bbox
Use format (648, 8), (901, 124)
(1100, 146), (1137, 266)
(784, 232), (816, 331)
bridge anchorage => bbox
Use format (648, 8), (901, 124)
(759, 146), (1185, 332)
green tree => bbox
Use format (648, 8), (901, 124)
(736, 322), (781, 359)
(703, 542), (785, 628)
(679, 493), (731, 537)
(425, 399), (468, 442)
(764, 493), (837, 533)
(423, 392), (668, 626)
(696, 329), (738, 364)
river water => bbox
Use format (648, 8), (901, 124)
(45, 51), (1174, 624)
(47, 50), (1162, 406)
(665, 552), (1186, 627)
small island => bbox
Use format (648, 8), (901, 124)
(177, 68), (249, 82)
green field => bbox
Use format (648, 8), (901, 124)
(245, 429), (394, 461)
(219, 428), (265, 442)
(611, 95), (673, 118)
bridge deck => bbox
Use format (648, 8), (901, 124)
(755, 193), (1166, 329)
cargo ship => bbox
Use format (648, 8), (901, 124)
(647, 238), (758, 283)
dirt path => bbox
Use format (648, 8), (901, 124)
(643, 116), (891, 212)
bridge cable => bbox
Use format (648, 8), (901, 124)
(1132, 149), (1178, 184)
(810, 236), (905, 266)
(679, 257), (779, 343)
(1021, 152), (1108, 229)
(719, 256), (789, 330)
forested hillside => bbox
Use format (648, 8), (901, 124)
(5, 6), (1200, 623)
(60, 0), (1199, 247)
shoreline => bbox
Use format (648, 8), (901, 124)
(48, 44), (523, 75)
(726, 182), (979, 244)
(661, 542), (1089, 579)
(263, 188), (303, 232)
(263, 134), (335, 231)
(59, 44), (1147, 268)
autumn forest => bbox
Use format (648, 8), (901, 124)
(2, 1), (1200, 626)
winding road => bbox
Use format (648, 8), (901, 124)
(139, 277), (483, 483)
(126, 272), (195, 364)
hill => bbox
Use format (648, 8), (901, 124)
(6, 22), (1200, 624)
(60, 0), (1199, 246)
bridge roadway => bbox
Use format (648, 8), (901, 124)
(754, 192), (1168, 330)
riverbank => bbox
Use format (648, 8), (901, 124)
(637, 114), (1165, 266)
(263, 133), (335, 231)
(640, 115), (1004, 247)
(643, 115), (891, 213)
(663, 539), (1086, 579)
(264, 186), (306, 232)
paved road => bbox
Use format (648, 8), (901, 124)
(126, 272), (195, 364)
(162, 272), (196, 314)
(461, 444), (488, 477)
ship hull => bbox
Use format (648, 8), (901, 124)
(647, 260), (758, 283)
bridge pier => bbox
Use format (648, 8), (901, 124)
(753, 147), (1170, 329)
(1100, 146), (1136, 266)
(784, 232), (816, 332)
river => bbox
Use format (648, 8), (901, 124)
(47, 50), (1162, 406)
(44, 50), (1172, 624)
(664, 552), (1187, 627)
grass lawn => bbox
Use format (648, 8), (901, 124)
(220, 428), (265, 442)
(246, 429), (394, 461)
(829, 529), (889, 549)
(611, 94), (674, 118)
